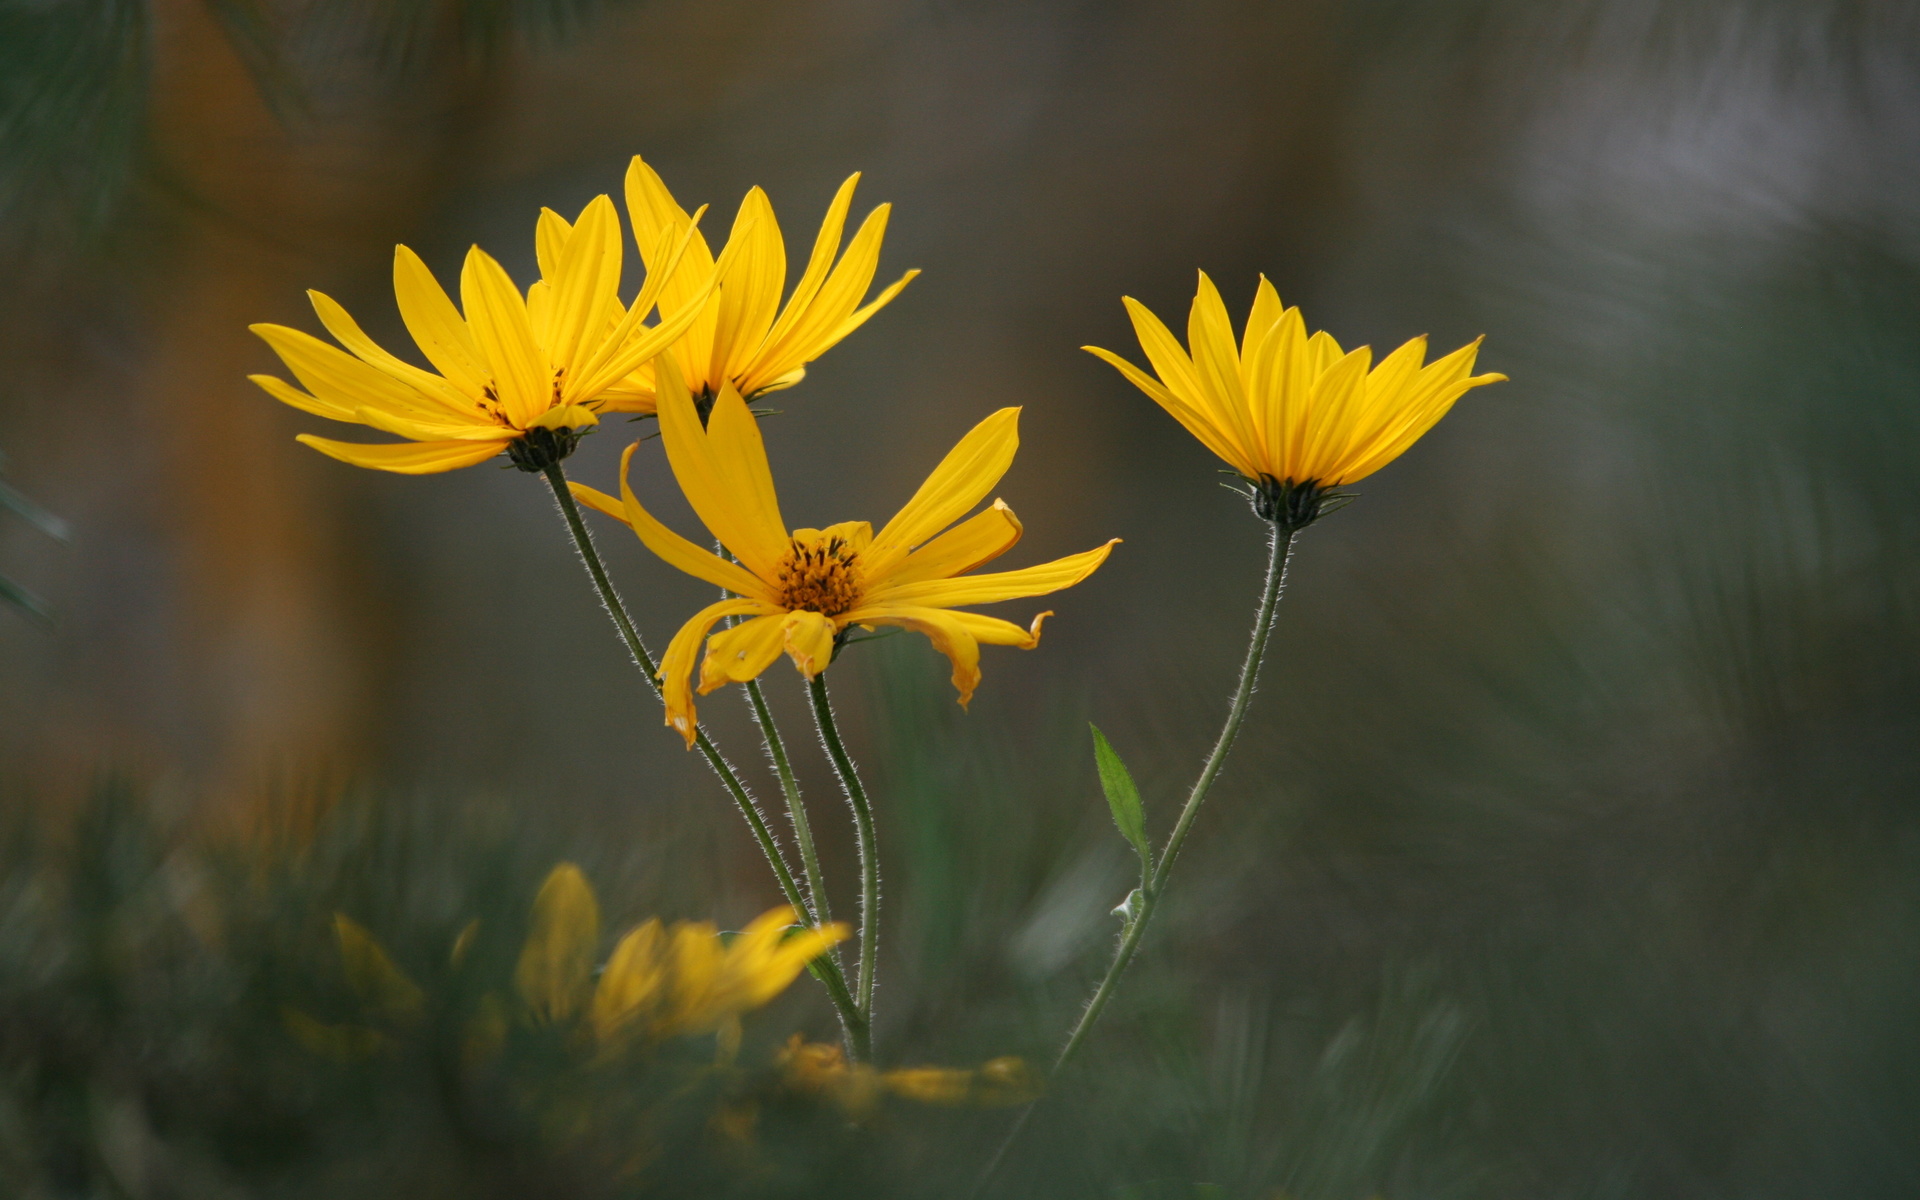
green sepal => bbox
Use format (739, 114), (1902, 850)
(1090, 724), (1151, 878)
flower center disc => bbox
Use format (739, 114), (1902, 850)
(777, 534), (861, 617)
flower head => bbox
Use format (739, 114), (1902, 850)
(589, 904), (848, 1046)
(289, 863), (843, 1063)
(1086, 273), (1505, 526)
(249, 194), (710, 474)
(597, 156), (919, 414)
(572, 358), (1117, 744)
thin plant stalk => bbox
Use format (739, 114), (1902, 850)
(540, 462), (867, 1056)
(978, 523), (1297, 1188)
(712, 540), (837, 934)
(744, 677), (834, 927)
(806, 673), (880, 1041)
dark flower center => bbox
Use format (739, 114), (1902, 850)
(777, 535), (861, 616)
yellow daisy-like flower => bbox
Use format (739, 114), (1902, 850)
(1086, 272), (1506, 527)
(595, 156), (919, 414)
(513, 863), (848, 1046)
(589, 904), (849, 1045)
(249, 193), (710, 475)
(572, 358), (1117, 744)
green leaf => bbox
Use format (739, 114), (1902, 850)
(1091, 724), (1150, 873)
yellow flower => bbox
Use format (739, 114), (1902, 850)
(1086, 272), (1505, 526)
(776, 1035), (1039, 1114)
(249, 193), (710, 475)
(589, 905), (849, 1045)
(599, 156), (918, 413)
(571, 357), (1118, 744)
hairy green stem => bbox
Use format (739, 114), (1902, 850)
(541, 463), (866, 1056)
(977, 523), (1297, 1190)
(806, 672), (879, 1052)
(745, 678), (834, 927)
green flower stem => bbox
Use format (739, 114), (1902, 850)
(744, 677), (834, 928)
(709, 540), (837, 938)
(978, 523), (1297, 1190)
(541, 463), (867, 1056)
(806, 672), (880, 1048)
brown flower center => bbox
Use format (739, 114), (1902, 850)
(776, 534), (862, 617)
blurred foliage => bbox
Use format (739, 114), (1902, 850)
(0, 448), (68, 621)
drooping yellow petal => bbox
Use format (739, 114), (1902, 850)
(655, 362), (790, 579)
(864, 539), (1117, 610)
(515, 863), (600, 1025)
(879, 499), (1023, 588)
(780, 610), (837, 678)
(295, 434), (506, 474)
(698, 612), (791, 694)
(659, 596), (766, 745)
(570, 444), (770, 599)
(867, 407), (1021, 577)
(460, 246), (549, 428)
(831, 605), (994, 706)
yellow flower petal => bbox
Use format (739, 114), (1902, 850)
(251, 323), (446, 420)
(752, 172), (861, 362)
(248, 373), (355, 423)
(866, 407), (1021, 577)
(515, 863), (600, 1025)
(543, 195), (624, 383)
(776, 610), (836, 679)
(864, 539), (1117, 610)
(698, 611), (790, 694)
(392, 245), (491, 397)
(624, 156), (719, 382)
(1094, 276), (1504, 498)
(533, 206), (572, 281)
(591, 918), (666, 1042)
(706, 187), (785, 388)
(880, 498), (1024, 588)
(459, 245), (548, 428)
(842, 606), (1049, 707)
(655, 363), (790, 579)
(570, 446), (770, 599)
(353, 406), (503, 443)
(295, 434), (506, 474)
(659, 596), (766, 745)
(307, 289), (474, 416)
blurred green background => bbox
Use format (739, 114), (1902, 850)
(2, 0), (1918, 1195)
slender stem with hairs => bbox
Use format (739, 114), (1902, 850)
(745, 677), (834, 926)
(541, 463), (866, 1056)
(806, 672), (880, 1047)
(977, 523), (1297, 1189)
